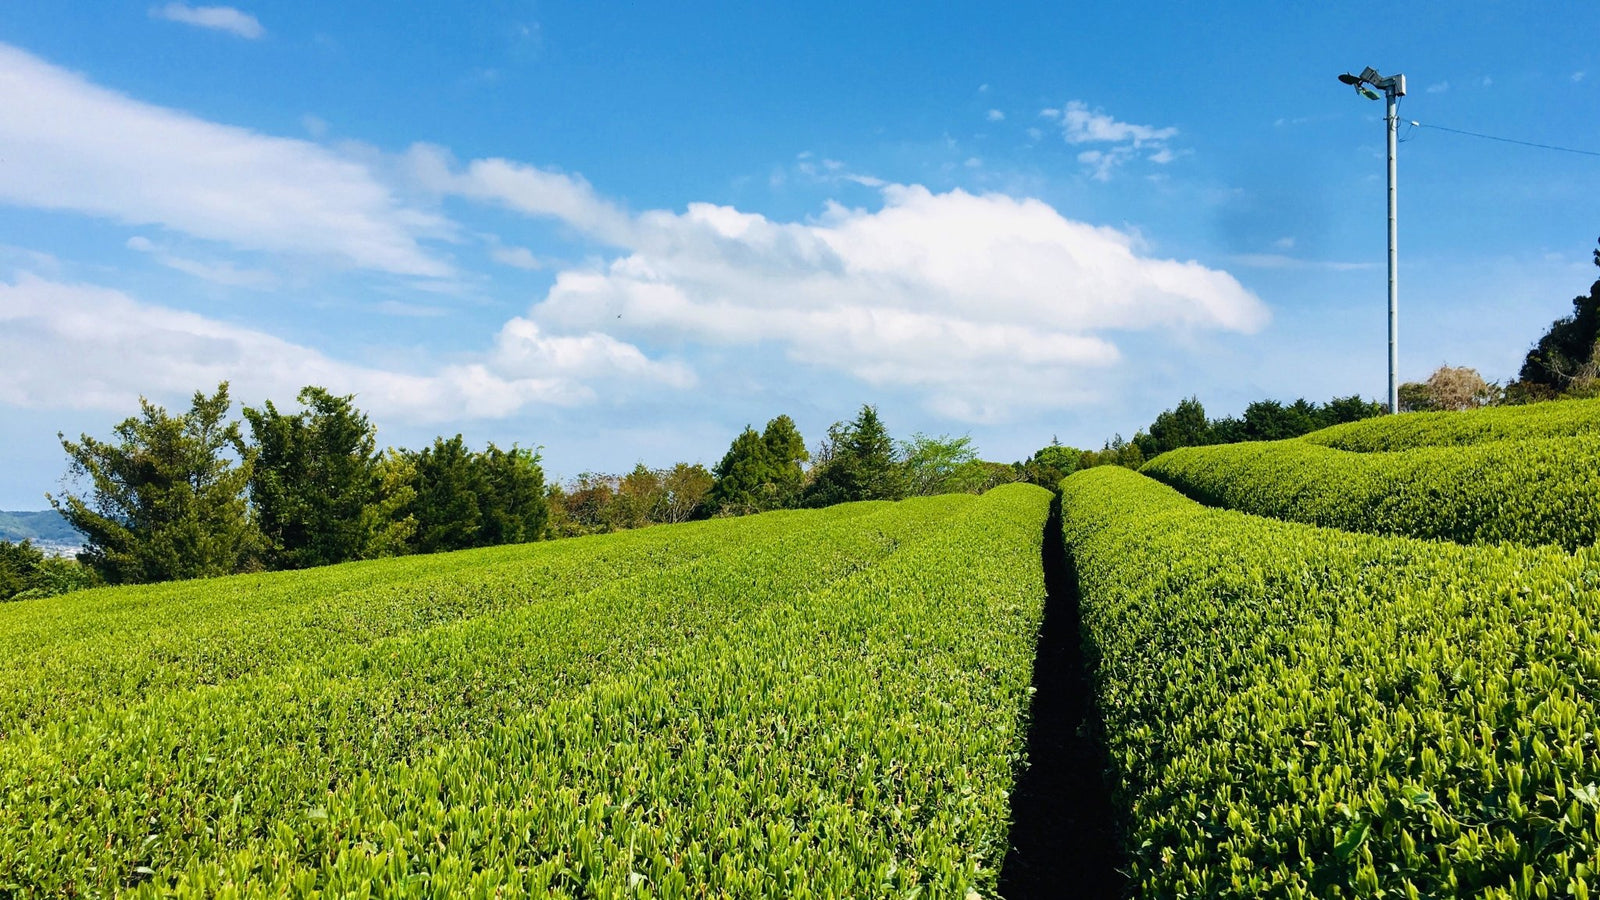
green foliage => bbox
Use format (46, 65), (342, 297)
(243, 386), (383, 569)
(1518, 237), (1600, 393)
(1016, 441), (1082, 488)
(1205, 395), (1385, 444)
(707, 427), (777, 514)
(49, 383), (260, 584)
(476, 444), (548, 545)
(900, 432), (980, 495)
(1135, 396), (1211, 457)
(1143, 433), (1600, 550)
(407, 436), (547, 553)
(1304, 395), (1600, 452)
(706, 415), (809, 515)
(1078, 433), (1145, 470)
(0, 540), (41, 600)
(408, 434), (485, 553)
(0, 485), (1051, 896)
(1061, 466), (1600, 898)
(804, 404), (904, 506)
(760, 414), (809, 506)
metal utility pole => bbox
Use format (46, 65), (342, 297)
(1339, 66), (1407, 413)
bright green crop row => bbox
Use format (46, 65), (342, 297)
(1, 484), (1052, 896)
(0, 502), (880, 738)
(1061, 466), (1600, 899)
(1142, 434), (1600, 550)
(1304, 396), (1600, 452)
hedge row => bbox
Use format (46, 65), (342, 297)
(1142, 434), (1600, 550)
(1304, 397), (1600, 452)
(1, 484), (1052, 896)
(1061, 467), (1600, 899)
(0, 498), (887, 738)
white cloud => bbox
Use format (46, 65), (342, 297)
(0, 42), (450, 276)
(0, 274), (691, 422)
(1426, 81), (1450, 94)
(1480, 75), (1493, 87)
(405, 143), (633, 246)
(150, 4), (264, 39)
(521, 184), (1266, 421)
(1057, 100), (1177, 145)
(986, 109), (1005, 122)
(1044, 100), (1180, 180)
(1574, 71), (1587, 83)
(1228, 253), (1375, 271)
(1272, 236), (1295, 250)
(490, 244), (544, 270)
(126, 235), (277, 289)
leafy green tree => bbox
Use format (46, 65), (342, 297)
(657, 463), (714, 524)
(1519, 238), (1600, 393)
(408, 435), (485, 554)
(900, 433), (980, 496)
(0, 540), (101, 602)
(1079, 434), (1145, 470)
(362, 449), (418, 557)
(761, 415), (810, 507)
(1320, 394), (1386, 426)
(0, 539), (42, 601)
(476, 445), (548, 545)
(804, 405), (903, 507)
(243, 387), (382, 570)
(50, 383), (260, 584)
(707, 427), (772, 515)
(1137, 396), (1211, 457)
(1017, 441), (1082, 488)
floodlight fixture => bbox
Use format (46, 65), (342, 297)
(1338, 65), (1408, 414)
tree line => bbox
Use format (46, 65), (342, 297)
(544, 406), (1015, 537)
(1014, 235), (1600, 478)
(1, 391), (1018, 599)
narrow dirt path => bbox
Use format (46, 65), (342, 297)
(996, 497), (1124, 898)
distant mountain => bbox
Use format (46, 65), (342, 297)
(0, 510), (83, 554)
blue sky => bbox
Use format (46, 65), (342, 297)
(1, 1), (1597, 507)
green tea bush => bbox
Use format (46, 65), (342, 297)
(0, 485), (1052, 896)
(1062, 466), (1600, 899)
(1143, 435), (1600, 550)
(1304, 396), (1600, 452)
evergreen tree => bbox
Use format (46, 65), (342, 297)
(1518, 238), (1600, 393)
(760, 414), (809, 508)
(49, 383), (260, 584)
(1137, 396), (1211, 457)
(804, 405), (903, 506)
(706, 427), (772, 515)
(476, 444), (548, 545)
(242, 387), (381, 570)
(408, 435), (485, 553)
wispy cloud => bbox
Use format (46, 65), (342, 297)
(126, 235), (277, 289)
(0, 274), (692, 421)
(489, 243), (543, 270)
(1042, 100), (1180, 180)
(1228, 253), (1376, 271)
(149, 4), (264, 39)
(0, 42), (451, 275)
(1575, 71), (1587, 83)
(986, 109), (1005, 122)
(1426, 81), (1449, 94)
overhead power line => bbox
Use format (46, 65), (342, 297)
(1409, 120), (1600, 158)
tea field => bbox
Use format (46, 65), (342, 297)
(1065, 398), (1600, 898)
(9, 396), (1600, 898)
(0, 485), (1054, 897)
